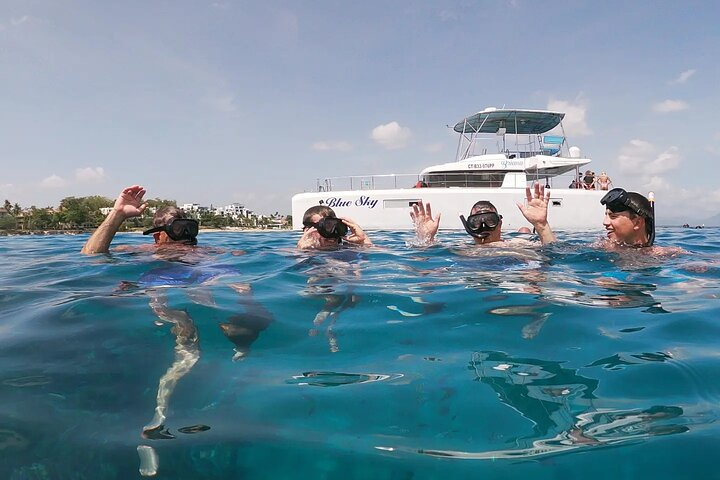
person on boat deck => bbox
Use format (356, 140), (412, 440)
(81, 185), (199, 254)
(583, 170), (596, 190)
(297, 205), (373, 249)
(410, 184), (556, 246)
(597, 172), (612, 191)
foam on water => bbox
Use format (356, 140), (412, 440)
(1, 228), (719, 479)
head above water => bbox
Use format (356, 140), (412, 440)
(600, 188), (655, 246)
(460, 200), (503, 243)
(302, 205), (348, 242)
(143, 206), (198, 245)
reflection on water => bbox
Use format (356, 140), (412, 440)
(0, 229), (719, 478)
(287, 371), (403, 387)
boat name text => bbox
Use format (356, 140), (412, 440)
(324, 196), (378, 209)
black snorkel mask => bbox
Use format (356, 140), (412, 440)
(459, 211), (502, 239)
(600, 188), (655, 246)
(303, 217), (348, 242)
(143, 218), (199, 245)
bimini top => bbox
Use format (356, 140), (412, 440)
(453, 108), (565, 135)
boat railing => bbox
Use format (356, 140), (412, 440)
(317, 174), (421, 192)
(315, 170), (603, 192)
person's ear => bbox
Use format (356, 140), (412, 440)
(632, 216), (644, 231)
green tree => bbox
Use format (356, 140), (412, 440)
(0, 215), (16, 230)
(3, 199), (11, 213)
(12, 203), (21, 217)
(27, 207), (55, 230)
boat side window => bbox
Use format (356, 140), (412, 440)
(422, 172), (504, 188)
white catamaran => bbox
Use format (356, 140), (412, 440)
(292, 107), (607, 231)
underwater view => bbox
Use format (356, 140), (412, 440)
(1, 228), (719, 479)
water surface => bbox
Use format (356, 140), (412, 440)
(1, 228), (719, 479)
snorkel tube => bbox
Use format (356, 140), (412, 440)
(647, 191), (656, 247)
(460, 215), (491, 240)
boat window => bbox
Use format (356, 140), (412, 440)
(422, 172), (505, 188)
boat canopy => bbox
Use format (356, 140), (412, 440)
(453, 108), (565, 135)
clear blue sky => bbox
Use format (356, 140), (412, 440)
(1, 1), (718, 222)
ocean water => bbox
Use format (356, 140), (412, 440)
(1, 228), (719, 479)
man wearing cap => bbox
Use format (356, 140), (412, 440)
(411, 184), (556, 246)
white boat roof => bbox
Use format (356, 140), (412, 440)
(453, 108), (565, 135)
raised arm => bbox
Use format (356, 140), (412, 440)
(81, 185), (148, 254)
(410, 201), (440, 245)
(342, 218), (373, 246)
(517, 184), (556, 245)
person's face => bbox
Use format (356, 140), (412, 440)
(305, 214), (341, 248)
(603, 209), (645, 245)
(470, 208), (503, 244)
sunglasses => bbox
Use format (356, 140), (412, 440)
(143, 218), (199, 243)
(303, 217), (348, 240)
(459, 211), (502, 238)
(600, 188), (653, 219)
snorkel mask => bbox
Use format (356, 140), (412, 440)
(600, 188), (655, 246)
(459, 211), (502, 239)
(143, 218), (199, 245)
(303, 217), (348, 241)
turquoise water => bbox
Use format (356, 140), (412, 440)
(1, 229), (719, 479)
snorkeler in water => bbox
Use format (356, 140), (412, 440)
(81, 185), (202, 254)
(411, 184), (556, 246)
(297, 205), (373, 249)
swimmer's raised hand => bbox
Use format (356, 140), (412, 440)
(517, 184), (556, 245)
(342, 218), (373, 246)
(410, 201), (440, 244)
(114, 185), (149, 219)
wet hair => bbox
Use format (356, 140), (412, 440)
(470, 200), (498, 215)
(152, 206), (188, 228)
(302, 205), (337, 225)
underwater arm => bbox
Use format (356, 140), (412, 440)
(81, 185), (148, 254)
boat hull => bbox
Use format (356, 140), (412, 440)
(292, 187), (607, 231)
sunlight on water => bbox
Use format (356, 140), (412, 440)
(1, 228), (719, 479)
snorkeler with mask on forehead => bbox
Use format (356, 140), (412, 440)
(411, 184), (557, 246)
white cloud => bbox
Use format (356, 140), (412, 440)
(671, 69), (696, 84)
(75, 167), (106, 182)
(40, 174), (68, 188)
(617, 140), (680, 176)
(371, 121), (412, 150)
(423, 143), (444, 154)
(652, 99), (688, 113)
(203, 93), (238, 113)
(312, 141), (353, 152)
(546, 97), (592, 137)
(439, 10), (458, 22)
(11, 16), (29, 26)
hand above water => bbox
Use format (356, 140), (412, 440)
(114, 185), (148, 219)
(517, 184), (556, 245)
(410, 201), (440, 244)
(342, 217), (373, 246)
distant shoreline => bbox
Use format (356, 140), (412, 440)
(0, 227), (293, 236)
